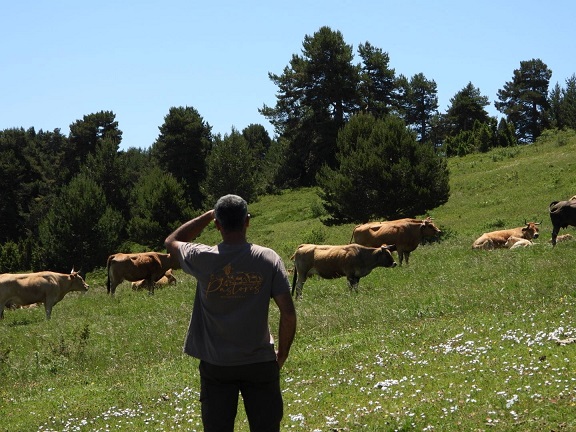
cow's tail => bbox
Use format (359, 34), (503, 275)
(291, 267), (298, 297)
(349, 226), (357, 244)
(106, 255), (113, 294)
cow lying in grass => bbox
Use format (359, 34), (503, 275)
(131, 269), (177, 290)
(472, 222), (540, 250)
(549, 233), (573, 244)
(504, 236), (533, 249)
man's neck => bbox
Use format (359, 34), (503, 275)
(220, 232), (248, 245)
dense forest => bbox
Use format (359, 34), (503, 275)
(1, 26), (575, 273)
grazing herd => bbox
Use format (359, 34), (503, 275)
(290, 217), (441, 298)
(1, 196), (575, 319)
(0, 252), (179, 320)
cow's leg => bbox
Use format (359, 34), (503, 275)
(44, 301), (54, 320)
(146, 278), (155, 295)
(110, 282), (118, 295)
(295, 272), (306, 300)
(347, 276), (360, 292)
(551, 226), (559, 247)
(404, 252), (411, 265)
(295, 278), (305, 299)
(109, 275), (122, 295)
(292, 265), (307, 299)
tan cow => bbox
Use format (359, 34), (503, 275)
(351, 217), (441, 265)
(0, 270), (89, 320)
(131, 269), (177, 290)
(106, 252), (174, 295)
(472, 222), (540, 250)
(504, 236), (533, 249)
(290, 243), (397, 299)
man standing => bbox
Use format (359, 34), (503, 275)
(165, 194), (297, 431)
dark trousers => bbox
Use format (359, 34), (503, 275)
(199, 360), (283, 432)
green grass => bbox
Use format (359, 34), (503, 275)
(2, 129), (576, 431)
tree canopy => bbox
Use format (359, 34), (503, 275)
(317, 113), (450, 223)
(260, 26), (361, 186)
(444, 82), (491, 135)
(495, 58), (552, 143)
(151, 106), (212, 208)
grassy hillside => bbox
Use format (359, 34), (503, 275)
(1, 128), (576, 431)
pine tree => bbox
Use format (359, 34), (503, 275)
(317, 113), (449, 223)
(151, 106), (212, 208)
(495, 59), (552, 142)
(202, 129), (259, 205)
(127, 167), (191, 248)
(260, 26), (360, 186)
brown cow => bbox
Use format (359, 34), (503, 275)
(106, 252), (174, 295)
(351, 217), (441, 265)
(290, 243), (397, 299)
(131, 269), (177, 290)
(0, 270), (89, 320)
(472, 222), (540, 250)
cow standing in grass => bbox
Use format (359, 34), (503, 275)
(351, 217), (441, 265)
(291, 243), (396, 299)
(549, 198), (576, 246)
(106, 252), (175, 295)
(0, 270), (88, 320)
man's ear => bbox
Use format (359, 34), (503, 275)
(214, 218), (222, 231)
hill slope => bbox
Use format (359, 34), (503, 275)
(1, 129), (576, 432)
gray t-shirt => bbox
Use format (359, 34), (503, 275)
(176, 241), (291, 366)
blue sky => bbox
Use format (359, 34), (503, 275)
(2, 1), (575, 150)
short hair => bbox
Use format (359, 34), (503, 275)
(214, 194), (248, 232)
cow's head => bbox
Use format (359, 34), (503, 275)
(521, 221), (541, 240)
(69, 271), (89, 292)
(421, 218), (441, 237)
(377, 245), (397, 268)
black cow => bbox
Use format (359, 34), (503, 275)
(549, 199), (576, 246)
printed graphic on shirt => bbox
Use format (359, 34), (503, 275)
(206, 263), (263, 298)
